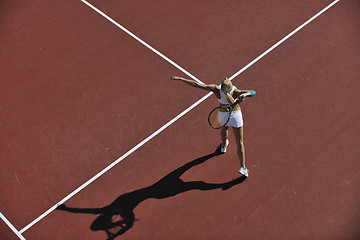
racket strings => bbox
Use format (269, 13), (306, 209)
(208, 107), (231, 129)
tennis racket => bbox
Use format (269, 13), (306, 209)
(208, 95), (245, 129)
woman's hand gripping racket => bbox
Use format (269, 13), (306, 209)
(208, 95), (245, 129)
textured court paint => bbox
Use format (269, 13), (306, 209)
(0, 212), (26, 240)
(16, 0), (342, 235)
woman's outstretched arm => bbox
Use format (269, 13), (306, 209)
(170, 76), (218, 92)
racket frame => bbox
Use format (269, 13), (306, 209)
(207, 96), (244, 129)
(208, 106), (231, 129)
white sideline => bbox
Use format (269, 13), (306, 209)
(12, 0), (340, 237)
(81, 0), (204, 84)
(19, 92), (213, 234)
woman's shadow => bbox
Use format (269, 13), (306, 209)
(56, 146), (247, 239)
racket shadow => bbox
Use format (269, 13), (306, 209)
(56, 146), (247, 239)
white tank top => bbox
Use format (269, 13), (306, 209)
(218, 86), (236, 105)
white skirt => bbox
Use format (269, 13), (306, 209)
(218, 109), (243, 128)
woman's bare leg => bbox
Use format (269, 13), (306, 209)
(221, 126), (229, 147)
(232, 127), (245, 168)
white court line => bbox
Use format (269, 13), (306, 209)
(19, 92), (213, 234)
(16, 0), (340, 236)
(81, 0), (204, 84)
(229, 0), (340, 80)
(0, 212), (26, 240)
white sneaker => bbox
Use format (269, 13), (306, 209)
(220, 139), (229, 153)
(238, 167), (249, 177)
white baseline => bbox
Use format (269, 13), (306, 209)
(0, 212), (26, 240)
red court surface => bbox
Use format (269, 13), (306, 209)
(1, 0), (360, 239)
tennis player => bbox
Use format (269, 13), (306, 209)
(170, 76), (256, 177)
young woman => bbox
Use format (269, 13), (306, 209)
(170, 76), (256, 177)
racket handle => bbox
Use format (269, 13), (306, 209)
(230, 96), (244, 107)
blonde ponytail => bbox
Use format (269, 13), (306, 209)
(226, 93), (235, 105)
